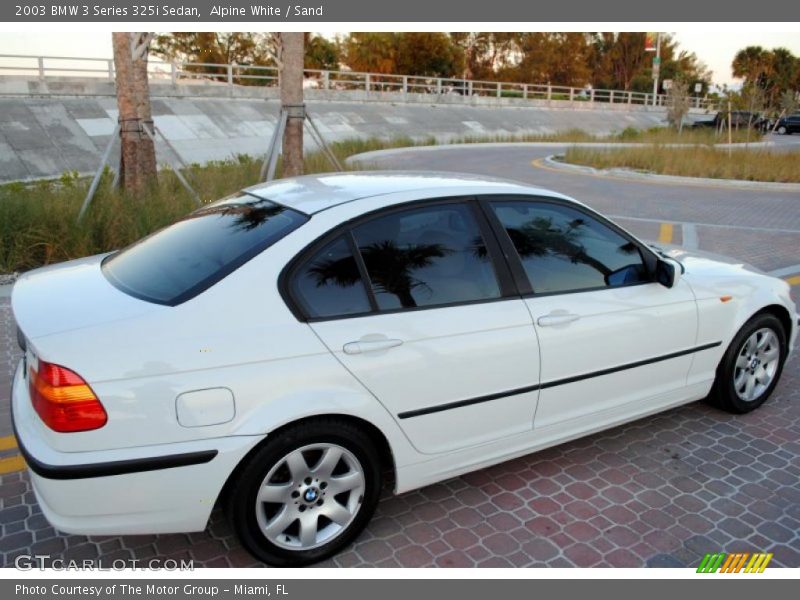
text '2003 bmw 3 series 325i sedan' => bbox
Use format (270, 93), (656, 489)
(11, 172), (798, 566)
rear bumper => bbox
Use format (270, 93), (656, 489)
(11, 361), (263, 535)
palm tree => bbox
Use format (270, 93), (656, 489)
(767, 48), (798, 108)
(732, 46), (772, 87)
(280, 33), (304, 178)
(112, 32), (157, 193)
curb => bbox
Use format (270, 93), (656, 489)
(542, 155), (800, 193)
(346, 140), (776, 166)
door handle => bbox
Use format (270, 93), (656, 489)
(343, 338), (404, 355)
(537, 312), (581, 327)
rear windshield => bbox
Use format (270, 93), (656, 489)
(102, 195), (308, 305)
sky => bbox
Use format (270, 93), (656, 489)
(672, 31), (800, 86)
(1, 31), (799, 86)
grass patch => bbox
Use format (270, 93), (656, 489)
(0, 127), (764, 273)
(562, 146), (800, 183)
(448, 126), (758, 145)
(0, 138), (421, 274)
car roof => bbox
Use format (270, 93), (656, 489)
(242, 171), (563, 215)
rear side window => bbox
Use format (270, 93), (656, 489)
(103, 196), (307, 305)
(352, 203), (500, 310)
(290, 236), (372, 318)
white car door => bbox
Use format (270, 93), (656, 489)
(285, 199), (542, 455)
(484, 197), (700, 429)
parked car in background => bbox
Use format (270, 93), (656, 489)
(11, 172), (797, 566)
(693, 110), (770, 132)
(775, 113), (800, 135)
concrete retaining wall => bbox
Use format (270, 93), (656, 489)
(0, 90), (693, 183)
(0, 75), (714, 114)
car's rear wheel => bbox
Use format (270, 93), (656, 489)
(227, 419), (382, 566)
(777, 125), (787, 135)
(708, 313), (786, 414)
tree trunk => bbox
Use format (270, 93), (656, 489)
(280, 32), (304, 178)
(133, 36), (157, 180)
(112, 32), (157, 194)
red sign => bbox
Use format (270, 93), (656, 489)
(645, 32), (658, 52)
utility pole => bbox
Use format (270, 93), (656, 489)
(651, 33), (662, 107)
(280, 32), (304, 178)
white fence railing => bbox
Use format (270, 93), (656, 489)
(0, 54), (716, 110)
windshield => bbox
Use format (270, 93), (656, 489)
(102, 195), (308, 305)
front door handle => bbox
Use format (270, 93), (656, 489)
(343, 338), (404, 355)
(537, 312), (581, 327)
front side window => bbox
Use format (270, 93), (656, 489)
(352, 203), (501, 310)
(103, 195), (307, 305)
(490, 200), (649, 294)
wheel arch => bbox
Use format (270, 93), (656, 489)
(754, 304), (793, 343)
(720, 302), (793, 364)
(215, 413), (396, 512)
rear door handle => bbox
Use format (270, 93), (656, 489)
(343, 338), (404, 355)
(537, 313), (581, 327)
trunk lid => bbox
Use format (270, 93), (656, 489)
(12, 254), (162, 342)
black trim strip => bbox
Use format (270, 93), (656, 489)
(20, 447), (219, 481)
(398, 383), (541, 419)
(9, 382), (218, 480)
(538, 342), (722, 390)
(397, 341), (722, 419)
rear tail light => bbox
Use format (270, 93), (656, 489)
(29, 360), (107, 432)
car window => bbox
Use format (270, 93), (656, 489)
(490, 200), (649, 294)
(290, 235), (372, 319)
(352, 203), (501, 310)
(103, 195), (307, 305)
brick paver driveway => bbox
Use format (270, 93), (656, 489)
(1, 145), (798, 567)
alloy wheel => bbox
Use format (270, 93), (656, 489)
(254, 443), (366, 551)
(733, 327), (780, 402)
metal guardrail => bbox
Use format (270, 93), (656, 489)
(0, 54), (716, 110)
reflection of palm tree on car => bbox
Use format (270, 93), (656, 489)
(503, 216), (637, 278)
(309, 240), (448, 308)
(189, 200), (284, 232)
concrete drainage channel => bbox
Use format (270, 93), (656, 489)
(0, 94), (683, 184)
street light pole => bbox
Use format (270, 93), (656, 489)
(651, 33), (662, 107)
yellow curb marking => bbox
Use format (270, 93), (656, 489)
(0, 435), (18, 452)
(786, 275), (800, 286)
(530, 157), (793, 192)
(0, 454), (26, 475)
(658, 223), (674, 244)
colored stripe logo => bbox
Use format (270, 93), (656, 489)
(697, 552), (773, 573)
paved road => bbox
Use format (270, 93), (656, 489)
(764, 132), (800, 151)
(0, 144), (799, 568)
(357, 141), (800, 275)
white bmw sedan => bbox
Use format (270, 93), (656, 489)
(11, 172), (797, 565)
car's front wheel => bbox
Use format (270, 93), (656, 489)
(777, 125), (788, 135)
(708, 312), (786, 414)
(227, 419), (382, 566)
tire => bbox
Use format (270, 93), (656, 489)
(777, 126), (787, 135)
(227, 419), (382, 566)
(707, 312), (787, 414)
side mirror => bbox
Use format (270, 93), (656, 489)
(656, 258), (681, 288)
